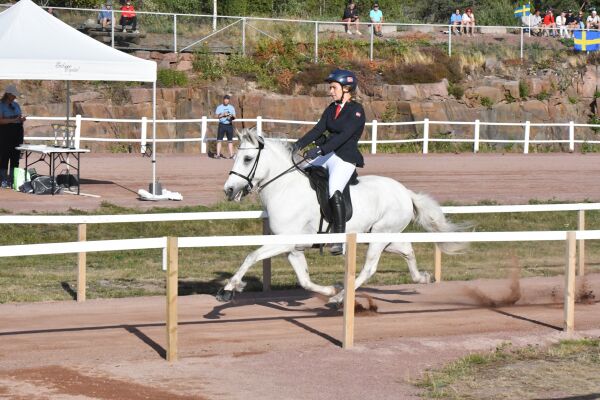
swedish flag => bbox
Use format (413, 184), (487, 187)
(574, 30), (600, 51)
(514, 4), (531, 18)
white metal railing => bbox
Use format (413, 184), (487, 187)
(24, 115), (600, 155)
(1, 3), (586, 60)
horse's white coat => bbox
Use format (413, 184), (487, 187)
(223, 129), (465, 303)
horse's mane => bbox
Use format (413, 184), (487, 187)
(264, 137), (294, 157)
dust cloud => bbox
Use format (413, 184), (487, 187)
(463, 258), (522, 308)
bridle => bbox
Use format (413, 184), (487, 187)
(228, 137), (308, 195)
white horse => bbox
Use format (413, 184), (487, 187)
(220, 128), (466, 304)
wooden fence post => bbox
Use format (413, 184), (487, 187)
(166, 236), (178, 362)
(564, 231), (576, 334)
(578, 210), (585, 276)
(434, 244), (442, 283)
(77, 223), (86, 302)
(343, 232), (357, 349)
(262, 218), (271, 292)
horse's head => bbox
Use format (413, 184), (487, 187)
(224, 127), (267, 201)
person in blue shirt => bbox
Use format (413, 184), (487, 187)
(450, 9), (462, 35)
(0, 85), (26, 189)
(98, 2), (113, 30)
(214, 94), (236, 159)
(369, 3), (384, 37)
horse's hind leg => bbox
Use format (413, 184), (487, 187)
(288, 250), (337, 296)
(219, 244), (294, 301)
(386, 242), (431, 284)
(327, 242), (388, 305)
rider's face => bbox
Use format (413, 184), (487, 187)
(329, 82), (344, 102)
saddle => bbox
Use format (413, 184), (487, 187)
(306, 166), (359, 224)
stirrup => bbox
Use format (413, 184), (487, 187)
(330, 243), (344, 256)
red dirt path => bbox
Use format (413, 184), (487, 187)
(1, 153), (600, 213)
(1, 153), (600, 399)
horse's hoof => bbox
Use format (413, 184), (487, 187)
(325, 300), (342, 310)
(216, 288), (234, 302)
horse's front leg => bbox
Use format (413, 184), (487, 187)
(217, 244), (293, 302)
(288, 250), (338, 297)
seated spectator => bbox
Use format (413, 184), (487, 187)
(98, 2), (112, 29)
(369, 3), (383, 37)
(523, 9), (543, 36)
(450, 9), (462, 35)
(556, 11), (570, 38)
(577, 10), (586, 29)
(47, 7), (59, 18)
(542, 9), (557, 36)
(462, 8), (475, 36)
(342, 2), (361, 35)
(587, 10), (600, 29)
(120, 0), (138, 33)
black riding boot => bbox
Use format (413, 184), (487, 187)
(329, 190), (346, 255)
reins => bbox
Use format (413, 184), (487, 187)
(228, 139), (309, 194)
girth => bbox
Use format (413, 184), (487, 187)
(305, 166), (358, 224)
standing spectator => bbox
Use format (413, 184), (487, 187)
(98, 2), (113, 30)
(120, 0), (138, 33)
(556, 11), (570, 38)
(462, 8), (475, 36)
(214, 95), (236, 159)
(0, 85), (26, 189)
(587, 10), (600, 29)
(369, 3), (384, 37)
(450, 9), (462, 35)
(542, 9), (557, 36)
(342, 2), (361, 35)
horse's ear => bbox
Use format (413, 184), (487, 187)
(235, 127), (243, 142)
(245, 126), (259, 147)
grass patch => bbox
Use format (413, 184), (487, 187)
(417, 339), (600, 399)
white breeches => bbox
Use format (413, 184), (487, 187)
(309, 152), (356, 197)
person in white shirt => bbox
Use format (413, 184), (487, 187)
(462, 8), (475, 36)
(587, 10), (600, 30)
(523, 9), (543, 35)
(556, 11), (570, 38)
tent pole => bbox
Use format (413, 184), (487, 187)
(66, 80), (71, 148)
(152, 81), (157, 195)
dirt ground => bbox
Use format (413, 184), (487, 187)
(2, 152), (600, 213)
(1, 152), (600, 400)
(0, 275), (599, 400)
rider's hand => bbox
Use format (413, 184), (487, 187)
(305, 147), (322, 159)
(291, 142), (301, 153)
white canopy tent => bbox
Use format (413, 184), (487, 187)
(0, 0), (161, 194)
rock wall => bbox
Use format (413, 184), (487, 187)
(6, 55), (600, 153)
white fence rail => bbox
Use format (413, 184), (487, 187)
(0, 227), (589, 359)
(24, 115), (600, 155)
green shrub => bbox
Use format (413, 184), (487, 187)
(157, 69), (188, 87)
(192, 46), (224, 81)
(519, 80), (529, 98)
(568, 96), (578, 104)
(480, 96), (494, 108)
(536, 91), (550, 101)
(594, 90), (600, 99)
(448, 82), (464, 99)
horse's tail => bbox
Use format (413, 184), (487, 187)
(409, 191), (471, 254)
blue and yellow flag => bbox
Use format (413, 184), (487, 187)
(574, 30), (600, 51)
(514, 4), (531, 18)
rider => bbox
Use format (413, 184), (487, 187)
(293, 69), (366, 255)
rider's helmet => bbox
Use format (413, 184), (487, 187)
(325, 69), (358, 92)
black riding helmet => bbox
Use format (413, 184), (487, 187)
(325, 69), (358, 91)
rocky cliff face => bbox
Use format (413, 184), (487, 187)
(6, 53), (600, 153)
